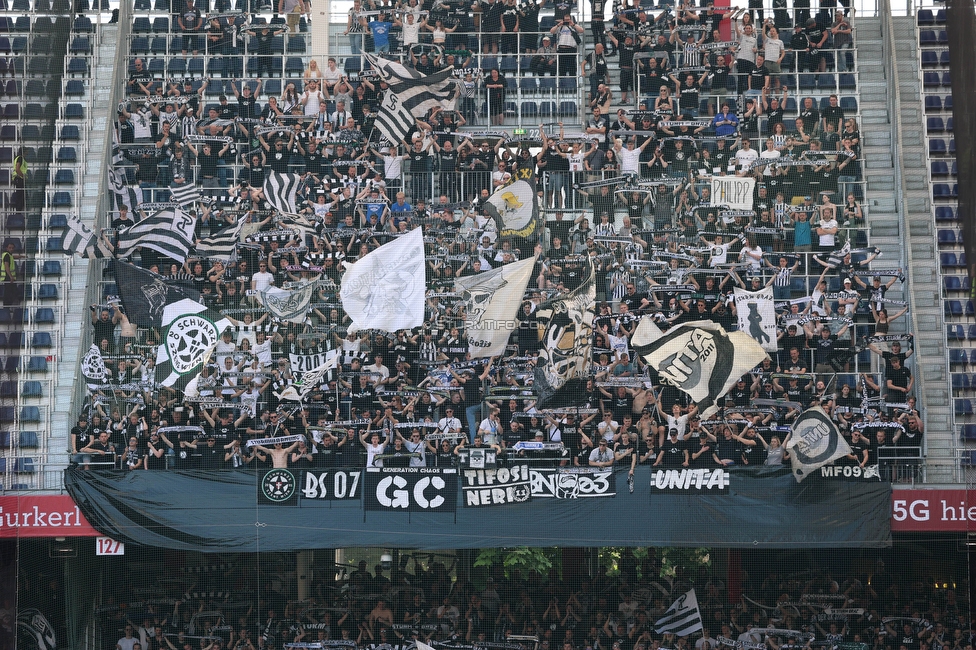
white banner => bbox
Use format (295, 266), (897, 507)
(711, 176), (756, 211)
(259, 283), (317, 324)
(455, 256), (537, 358)
(733, 287), (778, 352)
(340, 228), (426, 333)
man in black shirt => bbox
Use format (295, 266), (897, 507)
(654, 429), (688, 467)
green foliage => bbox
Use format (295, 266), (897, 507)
(659, 547), (710, 580)
(474, 547), (557, 579)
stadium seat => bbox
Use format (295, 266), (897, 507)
(521, 101), (539, 118)
(932, 161), (950, 177)
(14, 458), (34, 473)
(798, 74), (817, 89)
(923, 72), (941, 87)
(941, 50), (950, 66)
(558, 101), (577, 117)
(921, 50), (938, 67)
(817, 74), (836, 90)
(64, 103), (84, 119)
(20, 381), (41, 398)
(40, 261), (61, 276)
(520, 77), (538, 93)
(927, 117), (945, 133)
(918, 9), (934, 24)
(17, 431), (37, 448)
(939, 30), (948, 44)
(956, 399), (973, 416)
(538, 77), (556, 94)
(56, 147), (77, 163)
(943, 72), (952, 87)
(37, 284), (57, 300)
(945, 95), (953, 110)
(838, 74), (856, 90)
(934, 183), (952, 200)
(949, 325), (966, 341)
(30, 332), (51, 348)
(285, 57), (305, 76)
(930, 139), (947, 155)
(539, 101), (556, 117)
(924, 95), (942, 112)
(946, 275), (962, 292)
(919, 30), (937, 45)
(939, 229), (957, 244)
(24, 357), (46, 372)
(64, 80), (85, 97)
(73, 15), (93, 31)
(33, 308), (54, 324)
(936, 8), (946, 23)
(961, 424), (976, 440)
(133, 17), (152, 32)
(0, 407), (12, 423)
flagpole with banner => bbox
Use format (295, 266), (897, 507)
(655, 589), (704, 637)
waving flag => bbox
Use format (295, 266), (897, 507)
(786, 407), (853, 482)
(364, 53), (461, 144)
(533, 258), (595, 408)
(195, 220), (244, 260)
(81, 343), (109, 389)
(116, 208), (196, 263)
(482, 178), (542, 242)
(155, 298), (231, 390)
(169, 182), (202, 209)
(115, 261), (201, 328)
(655, 590), (703, 636)
(263, 171), (300, 215)
(340, 227), (426, 333)
(456, 256), (537, 358)
(62, 214), (112, 259)
(631, 319), (768, 418)
(108, 165), (142, 211)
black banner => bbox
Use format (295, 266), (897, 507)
(63, 466), (891, 551)
(529, 467), (616, 498)
(363, 468), (459, 512)
(300, 469), (363, 500)
(461, 466), (532, 507)
(258, 468), (299, 506)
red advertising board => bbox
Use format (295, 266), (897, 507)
(0, 495), (99, 538)
(891, 489), (976, 532)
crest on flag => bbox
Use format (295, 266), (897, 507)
(631, 320), (768, 418)
(81, 343), (109, 389)
(533, 259), (595, 408)
(258, 282), (317, 324)
(655, 590), (703, 636)
(155, 298), (231, 390)
(340, 228), (427, 333)
(786, 407), (853, 482)
(482, 179), (541, 241)
(732, 287), (778, 352)
(456, 256), (537, 358)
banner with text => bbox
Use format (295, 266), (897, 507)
(711, 176), (756, 211)
(364, 468), (459, 512)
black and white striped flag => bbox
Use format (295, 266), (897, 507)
(263, 171), (300, 215)
(62, 214), (112, 259)
(108, 165), (142, 211)
(195, 221), (244, 260)
(116, 208), (197, 263)
(364, 53), (461, 143)
(655, 590), (703, 637)
(169, 181), (202, 209)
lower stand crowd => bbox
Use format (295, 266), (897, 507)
(99, 557), (967, 650)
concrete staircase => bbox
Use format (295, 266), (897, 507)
(867, 13), (953, 482)
(50, 23), (125, 471)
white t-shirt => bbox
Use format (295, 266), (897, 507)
(619, 147), (642, 173)
(818, 217), (838, 247)
(759, 148), (781, 175)
(737, 33), (758, 64)
(401, 20), (421, 45)
(764, 37), (784, 63)
(302, 89), (325, 116)
(366, 441), (386, 467)
(382, 153), (403, 180)
(252, 270), (274, 292)
(735, 147), (759, 171)
(253, 338), (273, 366)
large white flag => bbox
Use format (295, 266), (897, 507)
(732, 287), (778, 352)
(339, 228), (426, 333)
(455, 256), (537, 358)
(631, 320), (768, 419)
(655, 589), (703, 637)
(258, 282), (317, 324)
(786, 407), (853, 482)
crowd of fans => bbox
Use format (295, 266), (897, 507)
(87, 0), (922, 479)
(92, 555), (969, 650)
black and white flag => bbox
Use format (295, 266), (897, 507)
(81, 343), (109, 389)
(456, 256), (537, 358)
(533, 259), (595, 408)
(115, 261), (201, 328)
(116, 208), (196, 263)
(263, 171), (300, 215)
(62, 214), (112, 259)
(786, 407), (853, 482)
(364, 53), (460, 143)
(655, 589), (704, 637)
(631, 320), (768, 418)
(155, 298), (232, 390)
(169, 182), (202, 209)
(195, 221), (244, 260)
(258, 282), (317, 324)
(733, 287), (778, 353)
(108, 165), (142, 211)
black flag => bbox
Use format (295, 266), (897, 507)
(115, 261), (201, 328)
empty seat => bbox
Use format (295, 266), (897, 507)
(936, 206), (956, 221)
(30, 332), (51, 348)
(558, 101), (577, 117)
(66, 58), (88, 76)
(949, 324), (966, 341)
(20, 381), (41, 397)
(64, 80), (85, 97)
(133, 17), (152, 32)
(799, 74), (817, 89)
(941, 253), (959, 268)
(941, 50), (950, 66)
(41, 261), (61, 276)
(925, 95), (943, 112)
(63, 103), (84, 119)
(938, 229), (957, 244)
(17, 431), (37, 448)
(962, 424), (976, 440)
(24, 356), (46, 372)
(69, 36), (91, 54)
(54, 170), (74, 185)
(920, 50), (938, 67)
(817, 74), (836, 90)
(918, 8), (935, 24)
(0, 407), (12, 423)
(56, 146), (77, 163)
(923, 71), (941, 87)
(919, 30), (937, 45)
(945, 275), (962, 291)
(14, 458), (34, 473)
(934, 183), (952, 200)
(521, 101), (538, 118)
(927, 117), (945, 133)
(33, 308), (54, 324)
(930, 139), (947, 155)
(932, 161), (950, 176)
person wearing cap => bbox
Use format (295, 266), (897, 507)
(655, 427), (689, 468)
(789, 21), (812, 73)
(531, 36), (558, 76)
(804, 16), (828, 71)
